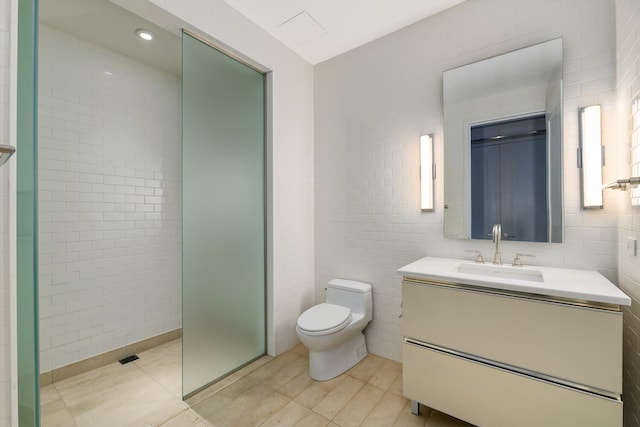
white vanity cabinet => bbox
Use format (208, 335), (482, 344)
(401, 278), (624, 427)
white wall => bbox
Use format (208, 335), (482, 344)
(38, 24), (182, 372)
(0, 0), (11, 423)
(615, 0), (640, 425)
(119, 0), (316, 354)
(315, 0), (619, 362)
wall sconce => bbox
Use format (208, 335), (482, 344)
(420, 134), (435, 211)
(578, 105), (603, 209)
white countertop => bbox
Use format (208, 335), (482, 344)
(398, 256), (631, 306)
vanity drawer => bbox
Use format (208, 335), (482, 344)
(402, 281), (622, 394)
(403, 342), (622, 427)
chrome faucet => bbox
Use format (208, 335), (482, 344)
(492, 224), (502, 264)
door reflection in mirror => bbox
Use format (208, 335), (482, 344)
(470, 115), (548, 242)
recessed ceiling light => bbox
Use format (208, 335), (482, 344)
(135, 28), (154, 41)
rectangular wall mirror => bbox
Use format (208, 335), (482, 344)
(443, 38), (563, 243)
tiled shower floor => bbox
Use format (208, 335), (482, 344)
(41, 339), (473, 426)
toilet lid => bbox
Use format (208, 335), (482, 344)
(297, 303), (351, 334)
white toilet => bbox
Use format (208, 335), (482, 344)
(296, 279), (373, 381)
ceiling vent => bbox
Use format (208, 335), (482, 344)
(276, 11), (327, 46)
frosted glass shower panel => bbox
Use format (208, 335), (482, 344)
(18, 0), (40, 425)
(182, 32), (266, 397)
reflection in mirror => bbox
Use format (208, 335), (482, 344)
(471, 115), (547, 242)
(443, 38), (563, 243)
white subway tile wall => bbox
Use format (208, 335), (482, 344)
(37, 24), (182, 373)
(0, 0), (11, 424)
(631, 99), (640, 206)
(315, 0), (619, 363)
(615, 0), (640, 425)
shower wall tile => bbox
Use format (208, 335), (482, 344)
(615, 0), (640, 425)
(314, 0), (619, 362)
(0, 0), (10, 424)
(38, 24), (182, 373)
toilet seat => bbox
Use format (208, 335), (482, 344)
(297, 303), (352, 336)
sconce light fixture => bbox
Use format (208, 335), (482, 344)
(578, 105), (603, 209)
(420, 134), (435, 211)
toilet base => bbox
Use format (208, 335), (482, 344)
(308, 332), (367, 381)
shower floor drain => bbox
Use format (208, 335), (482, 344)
(119, 355), (139, 365)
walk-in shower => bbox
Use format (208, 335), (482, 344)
(27, 0), (268, 423)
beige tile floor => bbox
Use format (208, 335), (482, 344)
(41, 339), (474, 427)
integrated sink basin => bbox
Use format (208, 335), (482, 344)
(455, 263), (544, 283)
(398, 256), (631, 306)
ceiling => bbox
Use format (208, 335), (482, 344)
(40, 0), (182, 76)
(40, 0), (467, 73)
(222, 0), (467, 64)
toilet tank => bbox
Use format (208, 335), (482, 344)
(326, 279), (372, 316)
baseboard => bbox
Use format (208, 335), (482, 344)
(40, 329), (182, 386)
